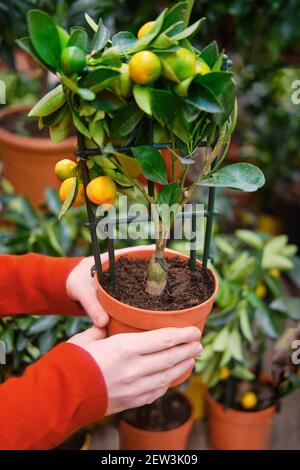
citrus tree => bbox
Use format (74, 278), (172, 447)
(20, 1), (264, 297)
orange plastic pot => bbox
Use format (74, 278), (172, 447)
(0, 105), (75, 206)
(205, 391), (276, 450)
(96, 247), (218, 386)
(119, 394), (194, 450)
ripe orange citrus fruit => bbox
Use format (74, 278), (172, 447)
(240, 391), (258, 410)
(219, 366), (231, 381)
(61, 46), (86, 74)
(256, 283), (267, 298)
(195, 59), (211, 75)
(55, 159), (77, 181)
(86, 176), (117, 205)
(269, 268), (280, 279)
(137, 21), (155, 39)
(59, 177), (85, 207)
(162, 47), (196, 82)
(129, 51), (162, 85)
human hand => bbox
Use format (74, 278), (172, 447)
(69, 325), (202, 415)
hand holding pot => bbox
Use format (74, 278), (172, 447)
(69, 325), (202, 415)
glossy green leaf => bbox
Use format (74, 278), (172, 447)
(111, 103), (143, 137)
(213, 327), (229, 352)
(132, 146), (168, 185)
(16, 37), (53, 71)
(194, 72), (235, 121)
(68, 28), (88, 50)
(152, 89), (179, 126)
(171, 18), (205, 41)
(228, 329), (243, 361)
(133, 84), (152, 115)
(157, 182), (182, 206)
(235, 229), (263, 249)
(91, 91), (125, 111)
(49, 110), (71, 143)
(28, 85), (66, 117)
(199, 41), (219, 68)
(27, 10), (62, 70)
(186, 84), (223, 113)
(81, 68), (120, 93)
(201, 163), (265, 192)
(38, 328), (58, 354)
(112, 31), (136, 52)
(163, 2), (187, 33)
(89, 120), (104, 148)
(85, 13), (98, 32)
(72, 111), (91, 138)
(92, 18), (110, 51)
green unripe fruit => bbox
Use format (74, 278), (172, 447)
(61, 46), (86, 74)
(162, 47), (196, 82)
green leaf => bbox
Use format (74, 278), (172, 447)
(68, 28), (88, 50)
(151, 89), (179, 127)
(201, 163), (265, 192)
(16, 37), (53, 71)
(111, 103), (143, 137)
(248, 292), (278, 338)
(1, 329), (14, 354)
(28, 316), (60, 335)
(235, 230), (263, 249)
(112, 31), (136, 52)
(126, 9), (168, 54)
(151, 33), (176, 49)
(186, 84), (223, 113)
(91, 91), (125, 111)
(157, 181), (182, 206)
(81, 68), (120, 93)
(77, 88), (96, 101)
(92, 18), (110, 51)
(103, 168), (132, 187)
(27, 10), (62, 70)
(232, 364), (255, 381)
(271, 297), (300, 320)
(133, 84), (152, 115)
(213, 327), (229, 352)
(163, 2), (187, 33)
(199, 41), (219, 68)
(85, 13), (98, 32)
(132, 146), (168, 185)
(115, 153), (141, 178)
(194, 72), (235, 121)
(58, 177), (78, 219)
(228, 329), (243, 361)
(238, 303), (253, 342)
(170, 18), (205, 41)
(72, 111), (91, 138)
(28, 85), (66, 117)
(89, 120), (105, 148)
(38, 329), (58, 354)
(49, 110), (71, 143)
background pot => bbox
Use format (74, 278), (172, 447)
(96, 246), (218, 386)
(0, 104), (75, 206)
(119, 394), (194, 450)
(205, 391), (276, 450)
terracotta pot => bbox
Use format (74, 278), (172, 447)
(205, 391), (276, 450)
(0, 104), (75, 206)
(119, 394), (194, 450)
(96, 246), (218, 386)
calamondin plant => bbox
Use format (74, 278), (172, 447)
(21, 1), (264, 299)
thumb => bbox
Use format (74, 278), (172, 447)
(80, 288), (110, 328)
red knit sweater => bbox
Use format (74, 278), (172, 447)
(0, 254), (108, 450)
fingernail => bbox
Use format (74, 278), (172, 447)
(195, 344), (203, 356)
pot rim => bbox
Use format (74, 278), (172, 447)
(96, 246), (219, 316)
(120, 392), (194, 436)
(0, 104), (75, 149)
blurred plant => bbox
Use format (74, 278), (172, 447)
(195, 229), (300, 408)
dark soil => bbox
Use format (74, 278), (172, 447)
(213, 378), (277, 412)
(122, 391), (191, 431)
(101, 256), (215, 311)
(1, 110), (50, 138)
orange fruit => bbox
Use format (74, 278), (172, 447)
(137, 21), (155, 39)
(195, 58), (211, 75)
(59, 177), (85, 207)
(55, 159), (77, 181)
(240, 391), (258, 410)
(86, 176), (117, 205)
(256, 283), (267, 298)
(219, 366), (231, 381)
(269, 269), (280, 279)
(129, 51), (162, 85)
(162, 47), (196, 82)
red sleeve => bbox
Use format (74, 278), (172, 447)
(0, 254), (84, 317)
(0, 342), (108, 450)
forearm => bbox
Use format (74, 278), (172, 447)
(0, 254), (84, 317)
(0, 342), (107, 449)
